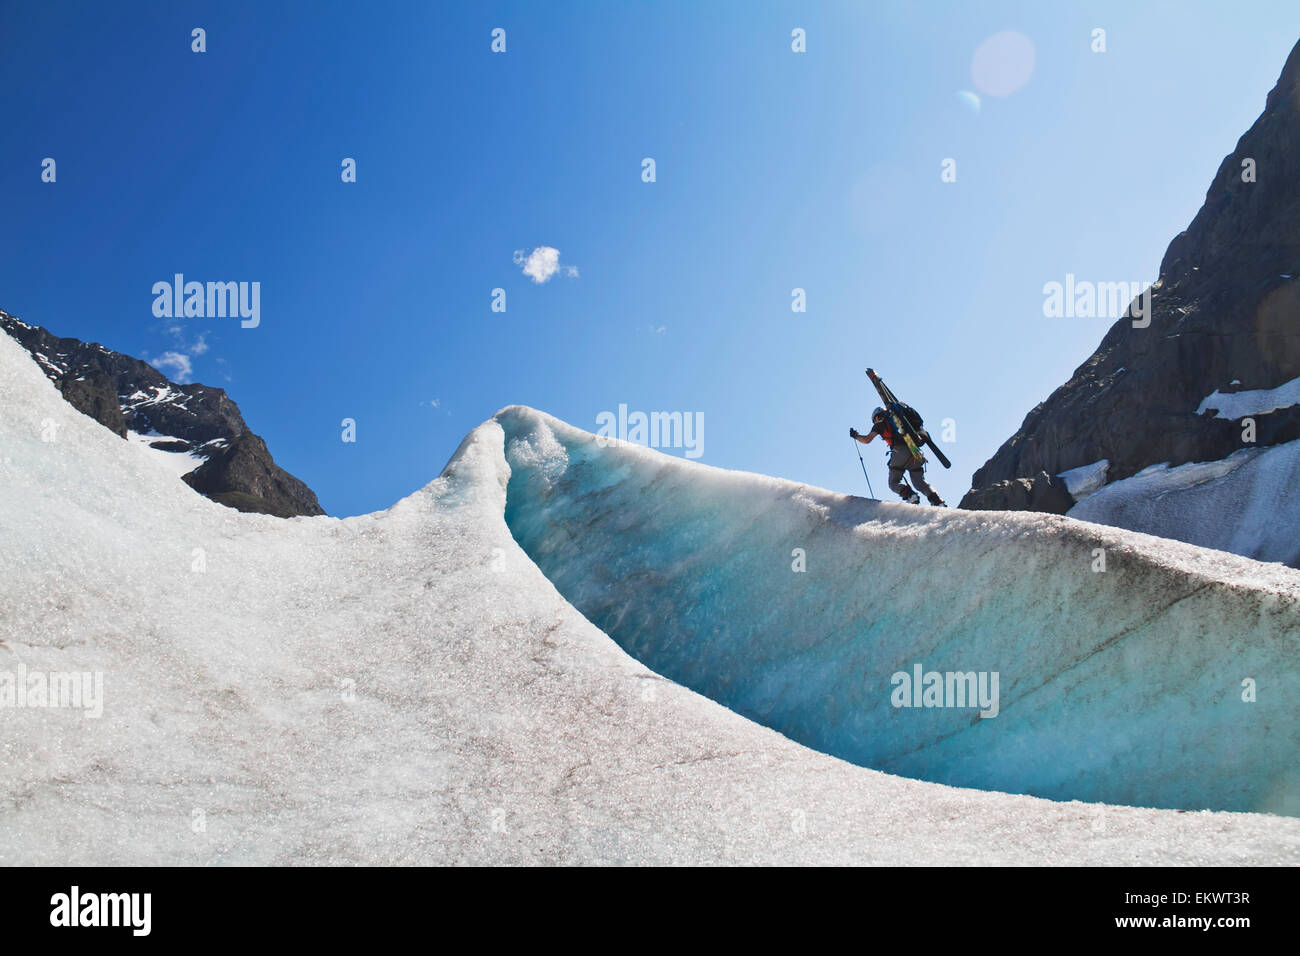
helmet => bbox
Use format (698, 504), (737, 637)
(871, 407), (886, 422)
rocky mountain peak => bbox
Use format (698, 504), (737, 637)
(963, 38), (1300, 516)
(1, 310), (324, 518)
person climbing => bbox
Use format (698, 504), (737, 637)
(850, 407), (946, 506)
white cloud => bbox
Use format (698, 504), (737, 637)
(513, 247), (578, 284)
(161, 325), (210, 366)
(152, 351), (193, 383)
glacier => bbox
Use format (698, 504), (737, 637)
(499, 408), (1300, 815)
(1067, 441), (1300, 568)
(2, 330), (1299, 864)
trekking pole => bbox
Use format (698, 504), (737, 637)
(852, 437), (875, 499)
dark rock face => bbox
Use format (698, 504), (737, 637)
(960, 472), (1076, 515)
(183, 433), (322, 519)
(1, 313), (249, 443)
(963, 39), (1300, 510)
(56, 367), (127, 437)
(1, 311), (324, 517)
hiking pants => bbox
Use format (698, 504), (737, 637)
(888, 443), (936, 499)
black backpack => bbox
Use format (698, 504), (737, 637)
(896, 403), (924, 432)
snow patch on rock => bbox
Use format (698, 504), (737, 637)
(1057, 459), (1109, 500)
(1197, 376), (1300, 419)
(1068, 442), (1300, 567)
(126, 430), (206, 478)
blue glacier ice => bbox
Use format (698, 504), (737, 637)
(498, 407), (1300, 815)
(5, 321), (1300, 864)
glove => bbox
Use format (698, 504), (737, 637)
(849, 427), (859, 439)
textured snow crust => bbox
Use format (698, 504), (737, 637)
(2, 334), (1299, 864)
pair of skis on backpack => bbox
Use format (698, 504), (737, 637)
(865, 368), (951, 470)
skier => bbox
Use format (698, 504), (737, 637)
(850, 407), (946, 506)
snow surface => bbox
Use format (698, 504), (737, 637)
(1068, 442), (1300, 568)
(126, 430), (206, 478)
(499, 410), (1300, 817)
(1197, 375), (1300, 419)
(1, 332), (1299, 864)
(1057, 459), (1110, 500)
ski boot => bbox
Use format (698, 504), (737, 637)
(927, 492), (946, 507)
(899, 489), (921, 505)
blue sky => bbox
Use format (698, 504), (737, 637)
(2, 1), (1298, 515)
